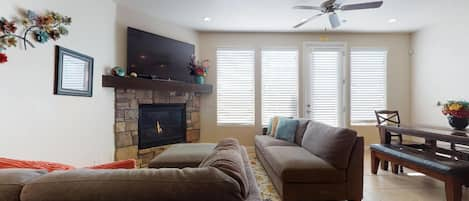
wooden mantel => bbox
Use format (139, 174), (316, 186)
(101, 75), (212, 93)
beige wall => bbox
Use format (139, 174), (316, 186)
(410, 3), (469, 127)
(115, 4), (199, 68)
(198, 32), (412, 146)
(0, 0), (117, 166)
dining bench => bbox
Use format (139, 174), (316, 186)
(370, 144), (469, 201)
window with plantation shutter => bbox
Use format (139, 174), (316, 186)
(216, 49), (255, 126)
(261, 49), (299, 126)
(308, 50), (343, 127)
(351, 49), (387, 124)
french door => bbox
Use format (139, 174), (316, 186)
(303, 43), (346, 127)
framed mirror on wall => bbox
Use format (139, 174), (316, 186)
(54, 46), (94, 97)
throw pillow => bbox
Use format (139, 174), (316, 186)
(270, 116), (280, 137)
(87, 159), (136, 169)
(275, 118), (299, 143)
(266, 118), (274, 135)
(0, 158), (136, 172)
(0, 157), (75, 172)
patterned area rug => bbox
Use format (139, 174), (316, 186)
(248, 151), (281, 201)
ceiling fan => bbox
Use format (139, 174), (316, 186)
(293, 0), (384, 29)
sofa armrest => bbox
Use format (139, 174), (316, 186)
(346, 136), (364, 200)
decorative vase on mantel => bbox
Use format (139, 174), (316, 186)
(195, 75), (205, 85)
(188, 55), (209, 85)
(447, 116), (469, 131)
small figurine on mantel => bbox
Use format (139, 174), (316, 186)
(188, 55), (209, 84)
(129, 72), (138, 78)
(111, 66), (126, 77)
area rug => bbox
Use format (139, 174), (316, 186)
(248, 151), (281, 201)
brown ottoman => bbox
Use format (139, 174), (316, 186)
(148, 143), (216, 168)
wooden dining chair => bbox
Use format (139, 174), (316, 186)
(375, 110), (403, 144)
(375, 110), (405, 173)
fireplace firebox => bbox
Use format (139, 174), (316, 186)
(138, 104), (186, 149)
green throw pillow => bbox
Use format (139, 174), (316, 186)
(275, 118), (299, 143)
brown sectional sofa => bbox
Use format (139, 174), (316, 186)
(255, 120), (364, 201)
(0, 142), (260, 201)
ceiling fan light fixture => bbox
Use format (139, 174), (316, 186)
(329, 13), (341, 29)
(388, 18), (397, 23)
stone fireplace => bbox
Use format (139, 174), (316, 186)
(114, 89), (201, 167)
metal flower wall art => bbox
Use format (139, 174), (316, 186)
(0, 9), (72, 64)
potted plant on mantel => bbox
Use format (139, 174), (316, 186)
(441, 100), (469, 130)
(188, 55), (209, 85)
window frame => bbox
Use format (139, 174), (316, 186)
(349, 47), (388, 126)
(260, 48), (300, 126)
(216, 48), (256, 127)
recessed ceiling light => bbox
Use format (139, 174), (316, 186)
(301, 18), (308, 22)
(203, 17), (212, 22)
(388, 18), (397, 23)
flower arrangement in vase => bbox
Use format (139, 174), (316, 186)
(441, 100), (469, 130)
(188, 55), (209, 84)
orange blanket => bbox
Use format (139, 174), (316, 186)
(0, 157), (136, 172)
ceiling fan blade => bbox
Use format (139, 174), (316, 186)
(293, 13), (323, 28)
(293, 5), (323, 11)
(340, 1), (383, 11)
(333, 0), (347, 6)
(329, 13), (341, 29)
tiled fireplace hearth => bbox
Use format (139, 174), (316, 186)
(114, 89), (201, 167)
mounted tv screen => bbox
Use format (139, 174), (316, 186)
(127, 27), (194, 82)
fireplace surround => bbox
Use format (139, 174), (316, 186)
(114, 89), (201, 167)
(138, 104), (186, 149)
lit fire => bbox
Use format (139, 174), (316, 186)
(155, 121), (163, 135)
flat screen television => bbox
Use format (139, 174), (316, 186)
(127, 27), (195, 83)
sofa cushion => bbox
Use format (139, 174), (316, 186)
(199, 140), (249, 199)
(263, 146), (346, 183)
(301, 121), (357, 169)
(214, 138), (240, 151)
(275, 119), (298, 143)
(0, 169), (46, 201)
(255, 135), (297, 150)
(294, 119), (310, 145)
(20, 168), (244, 201)
(149, 143), (216, 168)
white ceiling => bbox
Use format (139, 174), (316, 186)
(116, 0), (456, 33)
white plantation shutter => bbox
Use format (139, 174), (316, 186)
(216, 49), (255, 125)
(309, 51), (341, 126)
(261, 49), (299, 126)
(351, 49), (387, 124)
